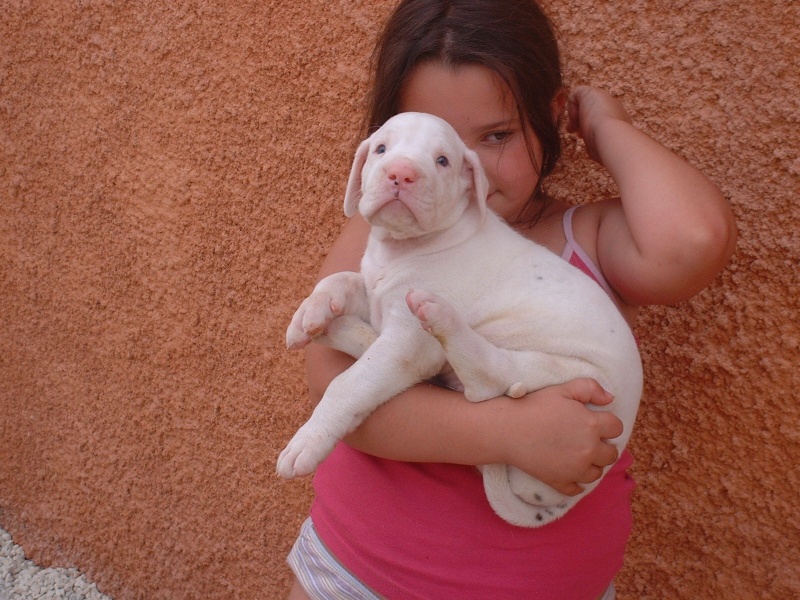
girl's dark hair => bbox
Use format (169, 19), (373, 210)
(365, 0), (564, 208)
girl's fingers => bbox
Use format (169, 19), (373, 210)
(561, 377), (614, 406)
(598, 411), (624, 440)
(595, 439), (620, 468)
(553, 482), (583, 497)
(578, 465), (605, 485)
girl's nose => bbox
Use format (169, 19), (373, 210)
(386, 161), (418, 188)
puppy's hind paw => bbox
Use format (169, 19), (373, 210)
(406, 289), (460, 339)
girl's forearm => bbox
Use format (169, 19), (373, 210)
(305, 342), (500, 466)
(344, 378), (505, 466)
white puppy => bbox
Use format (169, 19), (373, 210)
(278, 112), (642, 527)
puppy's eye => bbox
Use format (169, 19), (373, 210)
(436, 155), (449, 167)
(376, 144), (386, 154)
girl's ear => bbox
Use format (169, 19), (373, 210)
(551, 87), (568, 124)
(343, 138), (371, 218)
(463, 147), (489, 222)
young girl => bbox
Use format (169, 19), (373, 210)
(286, 1), (737, 598)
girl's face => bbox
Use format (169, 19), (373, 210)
(398, 61), (543, 224)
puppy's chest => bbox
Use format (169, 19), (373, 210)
(362, 264), (388, 292)
(361, 250), (418, 292)
(362, 254), (434, 328)
(362, 262), (413, 305)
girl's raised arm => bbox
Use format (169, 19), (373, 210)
(567, 86), (737, 307)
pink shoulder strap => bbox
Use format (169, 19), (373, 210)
(560, 206), (616, 299)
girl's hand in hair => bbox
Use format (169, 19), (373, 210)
(566, 85), (633, 164)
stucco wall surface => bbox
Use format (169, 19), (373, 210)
(0, 1), (797, 599)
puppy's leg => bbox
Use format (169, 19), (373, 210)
(315, 315), (378, 359)
(407, 289), (506, 401)
(277, 319), (446, 478)
(286, 271), (370, 349)
(407, 290), (594, 402)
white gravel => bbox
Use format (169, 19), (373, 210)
(0, 527), (112, 600)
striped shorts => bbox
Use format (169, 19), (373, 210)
(287, 517), (617, 600)
(287, 518), (383, 600)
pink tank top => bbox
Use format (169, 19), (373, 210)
(310, 206), (635, 600)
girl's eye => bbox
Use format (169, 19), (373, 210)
(436, 155), (449, 167)
(484, 131), (512, 144)
(376, 144), (386, 154)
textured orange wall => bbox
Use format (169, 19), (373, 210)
(0, 1), (797, 599)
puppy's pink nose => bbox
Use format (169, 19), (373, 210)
(386, 161), (418, 188)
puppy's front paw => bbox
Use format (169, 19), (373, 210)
(285, 320), (314, 350)
(276, 421), (338, 479)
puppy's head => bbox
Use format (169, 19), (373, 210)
(343, 112), (489, 239)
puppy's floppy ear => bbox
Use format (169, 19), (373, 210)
(462, 147), (489, 222)
(343, 138), (371, 218)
